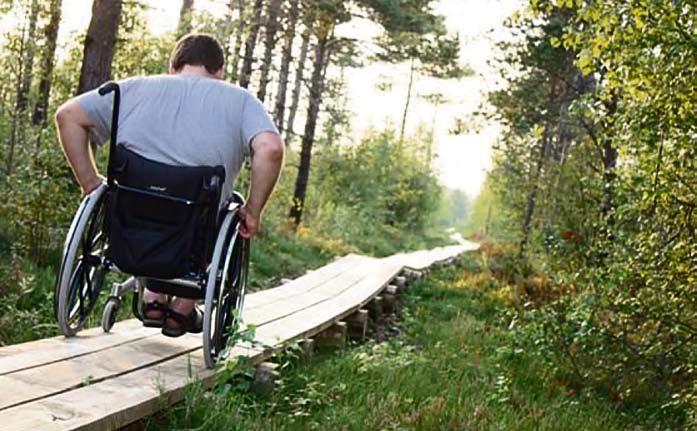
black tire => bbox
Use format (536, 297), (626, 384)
(203, 210), (249, 368)
(55, 185), (109, 336)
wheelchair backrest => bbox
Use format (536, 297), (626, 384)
(105, 144), (225, 279)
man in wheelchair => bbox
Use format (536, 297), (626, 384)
(54, 34), (284, 340)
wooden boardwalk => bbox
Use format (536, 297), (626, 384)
(0, 242), (478, 430)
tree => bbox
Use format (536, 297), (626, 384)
(76, 0), (123, 95)
(238, 0), (263, 89)
(374, 2), (468, 142)
(273, 0), (299, 132)
(256, 0), (283, 102)
(284, 16), (312, 142)
(177, 0), (195, 37)
(15, 0), (39, 114)
(225, 0), (246, 83)
(32, 0), (62, 125)
(289, 11), (335, 225)
(289, 0), (456, 226)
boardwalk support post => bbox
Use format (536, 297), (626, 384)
(251, 362), (280, 396)
(346, 309), (368, 341)
(369, 296), (383, 321)
(383, 286), (398, 314)
(316, 322), (347, 349)
(394, 276), (407, 292)
(299, 338), (315, 361)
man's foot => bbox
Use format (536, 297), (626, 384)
(162, 306), (204, 338)
(142, 289), (168, 328)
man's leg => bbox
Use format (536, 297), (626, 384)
(143, 288), (167, 320)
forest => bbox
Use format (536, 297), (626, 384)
(0, 0), (465, 341)
(0, 0), (696, 428)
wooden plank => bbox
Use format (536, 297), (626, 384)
(253, 261), (403, 346)
(243, 258), (381, 326)
(0, 245), (473, 431)
(0, 254), (367, 377)
(0, 345), (261, 431)
(0, 258), (381, 416)
(244, 254), (370, 309)
(0, 321), (156, 376)
(0, 334), (202, 411)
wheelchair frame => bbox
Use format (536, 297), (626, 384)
(53, 82), (249, 369)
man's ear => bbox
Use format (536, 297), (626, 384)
(214, 67), (224, 80)
(168, 65), (176, 75)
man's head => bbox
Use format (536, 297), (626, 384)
(169, 34), (225, 79)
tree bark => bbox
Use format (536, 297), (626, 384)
(15, 0), (40, 114)
(238, 0), (264, 89)
(289, 29), (331, 226)
(519, 128), (551, 256)
(256, 0), (283, 102)
(227, 0), (246, 83)
(399, 57), (416, 143)
(273, 0), (299, 131)
(600, 97), (618, 218)
(32, 0), (62, 125)
(177, 0), (195, 37)
(76, 0), (123, 95)
(284, 20), (311, 143)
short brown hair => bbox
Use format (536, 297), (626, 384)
(170, 34), (224, 74)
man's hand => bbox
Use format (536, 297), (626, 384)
(241, 131), (284, 239)
(238, 205), (260, 239)
(81, 174), (106, 197)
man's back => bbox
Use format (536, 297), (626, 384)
(77, 74), (277, 199)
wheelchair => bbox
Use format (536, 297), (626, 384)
(53, 82), (249, 369)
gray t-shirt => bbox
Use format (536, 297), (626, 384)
(77, 74), (278, 200)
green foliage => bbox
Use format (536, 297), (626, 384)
(151, 253), (660, 430)
(476, 0), (697, 423)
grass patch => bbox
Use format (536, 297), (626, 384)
(151, 252), (660, 430)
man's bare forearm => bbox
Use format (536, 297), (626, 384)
(246, 132), (285, 216)
(55, 100), (102, 193)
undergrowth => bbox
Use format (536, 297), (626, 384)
(148, 251), (663, 430)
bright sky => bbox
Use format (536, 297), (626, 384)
(1, 0), (522, 198)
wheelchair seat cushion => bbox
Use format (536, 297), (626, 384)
(105, 144), (225, 279)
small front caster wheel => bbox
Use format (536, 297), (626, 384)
(101, 298), (120, 333)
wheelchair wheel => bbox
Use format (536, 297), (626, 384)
(202, 210), (249, 369)
(55, 184), (109, 337)
(101, 298), (120, 333)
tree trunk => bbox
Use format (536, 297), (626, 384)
(284, 20), (311, 143)
(256, 0), (283, 102)
(238, 0), (264, 89)
(177, 0), (195, 37)
(76, 0), (123, 95)
(273, 0), (299, 131)
(32, 0), (62, 125)
(15, 0), (40, 114)
(227, 0), (246, 83)
(289, 29), (331, 226)
(600, 97), (618, 218)
(399, 58), (416, 143)
(519, 128), (551, 256)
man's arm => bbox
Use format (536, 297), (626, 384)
(239, 131), (285, 238)
(55, 99), (104, 196)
